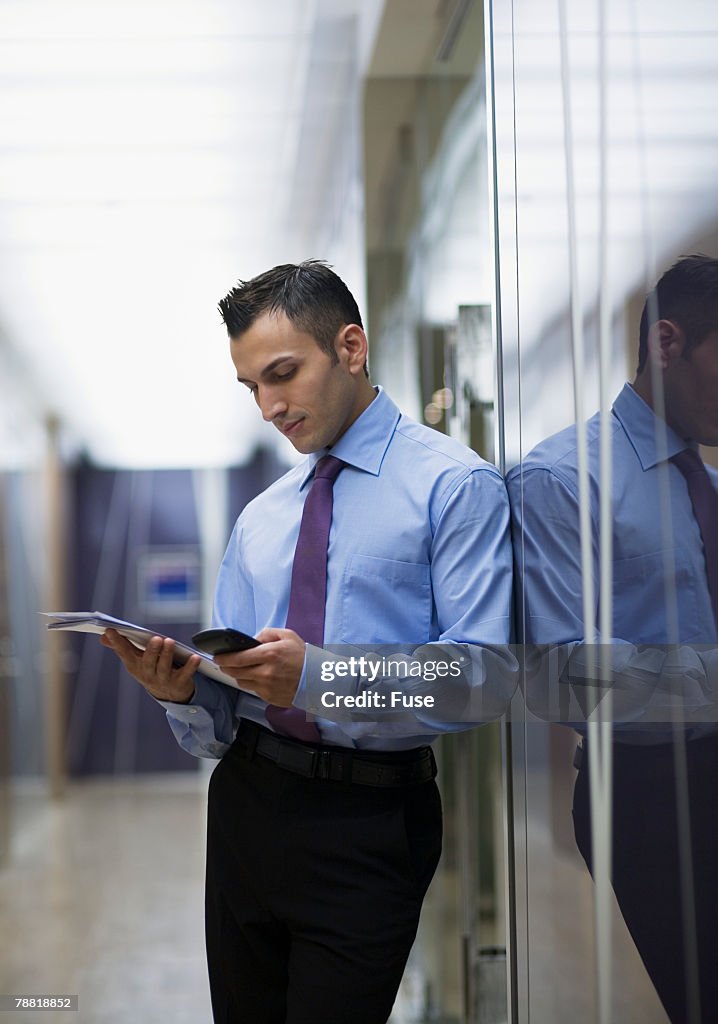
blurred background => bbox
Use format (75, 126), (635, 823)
(1, 0), (717, 1021)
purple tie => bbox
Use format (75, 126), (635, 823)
(672, 449), (718, 632)
(265, 455), (345, 740)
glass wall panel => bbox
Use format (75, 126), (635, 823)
(491, 0), (718, 1020)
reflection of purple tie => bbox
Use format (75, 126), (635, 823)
(265, 455), (345, 741)
(672, 449), (718, 631)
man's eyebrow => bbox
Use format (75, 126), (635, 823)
(236, 355), (296, 384)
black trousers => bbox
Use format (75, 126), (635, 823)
(572, 734), (718, 1023)
(205, 732), (443, 1024)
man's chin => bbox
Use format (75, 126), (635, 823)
(278, 419), (311, 453)
(287, 435), (318, 455)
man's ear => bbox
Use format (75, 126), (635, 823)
(646, 319), (686, 371)
(335, 324), (368, 375)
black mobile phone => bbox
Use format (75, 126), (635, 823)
(191, 627), (261, 656)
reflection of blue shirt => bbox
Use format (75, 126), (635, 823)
(162, 387), (514, 756)
(507, 383), (718, 739)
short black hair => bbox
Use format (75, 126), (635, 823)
(637, 254), (718, 373)
(218, 260), (364, 365)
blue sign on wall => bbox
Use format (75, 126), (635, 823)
(136, 547), (201, 622)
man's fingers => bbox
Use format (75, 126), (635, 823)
(107, 632), (174, 678)
(154, 637), (176, 677)
(101, 628), (200, 702)
(215, 645), (272, 672)
(214, 631), (303, 705)
(102, 629), (144, 668)
(181, 654), (203, 683)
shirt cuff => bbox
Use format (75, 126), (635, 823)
(156, 673), (217, 715)
(293, 643), (363, 715)
(291, 643), (311, 706)
(157, 674), (237, 757)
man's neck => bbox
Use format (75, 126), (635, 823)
(632, 371), (689, 442)
(631, 372), (652, 409)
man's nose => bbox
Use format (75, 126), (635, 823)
(258, 390), (288, 422)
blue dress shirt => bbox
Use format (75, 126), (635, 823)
(161, 387), (515, 756)
(507, 382), (718, 739)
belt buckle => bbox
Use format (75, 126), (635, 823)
(315, 749), (332, 780)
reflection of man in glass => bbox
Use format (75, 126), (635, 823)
(507, 255), (718, 1022)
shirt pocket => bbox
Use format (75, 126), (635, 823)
(339, 554), (432, 644)
(612, 547), (701, 642)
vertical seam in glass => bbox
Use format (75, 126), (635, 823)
(592, 3), (614, 1022)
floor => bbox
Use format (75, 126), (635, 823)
(0, 774), (429, 1024)
(0, 771), (670, 1024)
(0, 775), (211, 1024)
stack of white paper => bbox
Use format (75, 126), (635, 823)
(42, 611), (239, 689)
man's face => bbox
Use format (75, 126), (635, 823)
(663, 328), (718, 446)
(230, 311), (368, 454)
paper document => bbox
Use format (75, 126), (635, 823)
(42, 610), (240, 690)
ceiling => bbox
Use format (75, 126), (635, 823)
(0, 0), (382, 467)
(7, 0), (712, 471)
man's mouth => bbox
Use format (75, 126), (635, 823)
(280, 417), (304, 437)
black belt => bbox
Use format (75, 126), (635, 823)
(235, 719), (436, 787)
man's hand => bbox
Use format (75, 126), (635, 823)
(100, 628), (200, 704)
(214, 627), (305, 707)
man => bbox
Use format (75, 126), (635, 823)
(507, 254), (718, 1022)
(102, 261), (514, 1024)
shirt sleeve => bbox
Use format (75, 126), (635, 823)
(509, 465), (592, 645)
(156, 674), (238, 759)
(294, 468), (518, 737)
(507, 465), (718, 728)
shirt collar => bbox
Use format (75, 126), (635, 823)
(297, 386), (401, 490)
(612, 382), (692, 470)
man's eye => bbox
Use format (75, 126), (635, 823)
(274, 369), (295, 382)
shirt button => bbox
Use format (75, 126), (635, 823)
(188, 708), (198, 715)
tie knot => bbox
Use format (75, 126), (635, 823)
(672, 449), (705, 477)
(313, 454), (345, 484)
